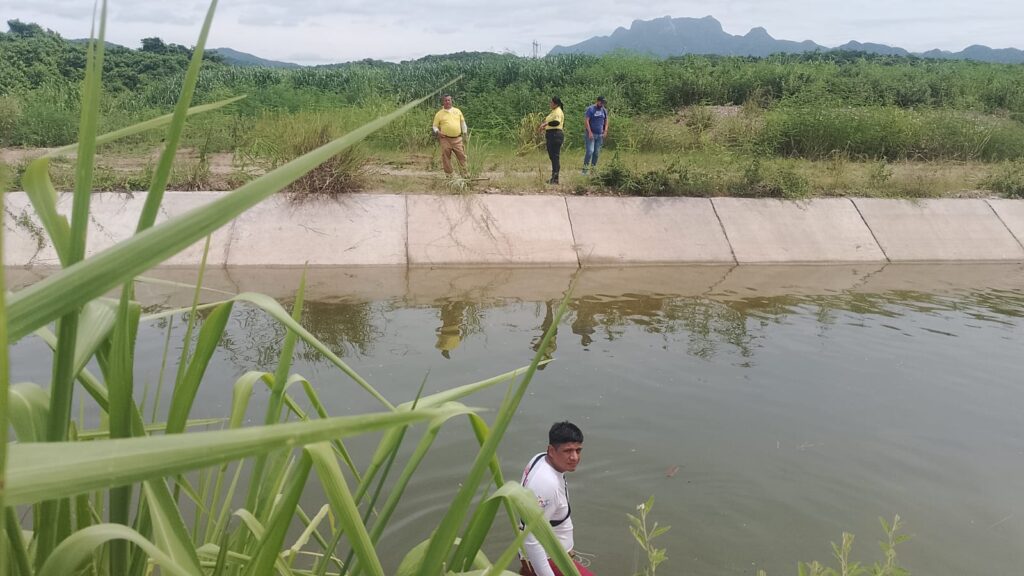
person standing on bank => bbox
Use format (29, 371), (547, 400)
(520, 422), (595, 576)
(538, 96), (565, 184)
(432, 94), (469, 177)
(582, 96), (608, 175)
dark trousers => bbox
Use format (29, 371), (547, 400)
(545, 130), (564, 181)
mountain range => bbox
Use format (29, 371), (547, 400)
(209, 47), (301, 68)
(548, 15), (1024, 64)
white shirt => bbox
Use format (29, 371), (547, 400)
(521, 453), (574, 576)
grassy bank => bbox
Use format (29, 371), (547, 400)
(4, 22), (1024, 198)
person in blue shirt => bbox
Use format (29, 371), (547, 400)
(582, 96), (609, 175)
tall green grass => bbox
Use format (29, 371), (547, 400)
(2, 5), (581, 576)
(758, 106), (1024, 160)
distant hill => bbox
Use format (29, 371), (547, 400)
(209, 47), (301, 68)
(549, 15), (1024, 64)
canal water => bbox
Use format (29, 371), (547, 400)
(8, 264), (1024, 575)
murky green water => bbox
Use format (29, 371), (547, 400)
(9, 265), (1024, 575)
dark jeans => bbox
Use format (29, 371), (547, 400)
(546, 129), (564, 177)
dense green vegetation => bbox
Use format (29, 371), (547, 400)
(3, 18), (1024, 198)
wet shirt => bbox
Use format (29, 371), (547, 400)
(521, 453), (573, 576)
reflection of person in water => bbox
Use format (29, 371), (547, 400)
(435, 301), (467, 359)
(531, 301), (558, 369)
(570, 299), (598, 348)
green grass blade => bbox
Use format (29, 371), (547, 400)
(166, 302), (234, 434)
(169, 239), (214, 425)
(243, 453), (310, 576)
(6, 408), (453, 505)
(5, 508), (33, 576)
(450, 414), (520, 569)
(33, 325), (112, 412)
(68, 0), (106, 265)
(232, 293), (395, 411)
(44, 96), (246, 160)
(74, 300), (119, 375)
(290, 505), (331, 568)
(367, 406), (475, 545)
(298, 377), (362, 482)
(75, 418), (224, 440)
(7, 82), (457, 343)
(248, 275), (306, 518)
(487, 483), (579, 576)
(482, 528), (530, 576)
(0, 184), (9, 574)
(21, 158), (72, 265)
(36, 523), (199, 576)
(268, 272), (306, 424)
(414, 284), (574, 576)
(139, 0), (220, 232)
(107, 293), (141, 576)
(356, 363), (535, 507)
(306, 442), (384, 576)
(230, 372), (270, 428)
(35, 4), (109, 563)
(143, 480), (205, 575)
(7, 382), (49, 442)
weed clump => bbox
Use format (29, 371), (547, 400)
(593, 155), (724, 197)
(243, 110), (369, 199)
(982, 160), (1024, 198)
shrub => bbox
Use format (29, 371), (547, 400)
(612, 115), (699, 153)
(0, 94), (22, 145)
(982, 160), (1024, 197)
(243, 110), (369, 197)
(594, 155), (725, 197)
(731, 158), (810, 198)
(759, 106), (1024, 161)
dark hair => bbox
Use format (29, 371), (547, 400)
(548, 421), (583, 446)
(596, 95), (606, 103)
(551, 96), (564, 109)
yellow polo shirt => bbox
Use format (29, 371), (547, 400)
(544, 107), (564, 131)
(432, 107), (465, 137)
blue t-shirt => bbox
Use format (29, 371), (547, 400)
(585, 104), (608, 134)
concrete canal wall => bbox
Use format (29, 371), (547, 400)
(5, 192), (1024, 267)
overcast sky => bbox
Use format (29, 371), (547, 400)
(3, 0), (1022, 65)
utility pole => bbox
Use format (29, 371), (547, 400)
(532, 40), (540, 59)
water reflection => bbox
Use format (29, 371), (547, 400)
(202, 279), (1024, 371)
(8, 265), (1024, 576)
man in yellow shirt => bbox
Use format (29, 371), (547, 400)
(432, 94), (469, 177)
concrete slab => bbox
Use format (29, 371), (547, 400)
(228, 194), (407, 266)
(3, 192), (61, 266)
(3, 191), (232, 267)
(406, 266), (575, 304)
(3, 266), (50, 291)
(709, 264), (884, 299)
(987, 199), (1024, 251)
(566, 197), (734, 264)
(575, 265), (731, 297)
(155, 192), (234, 266)
(407, 195), (576, 266)
(854, 199), (1024, 262)
(713, 198), (886, 263)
